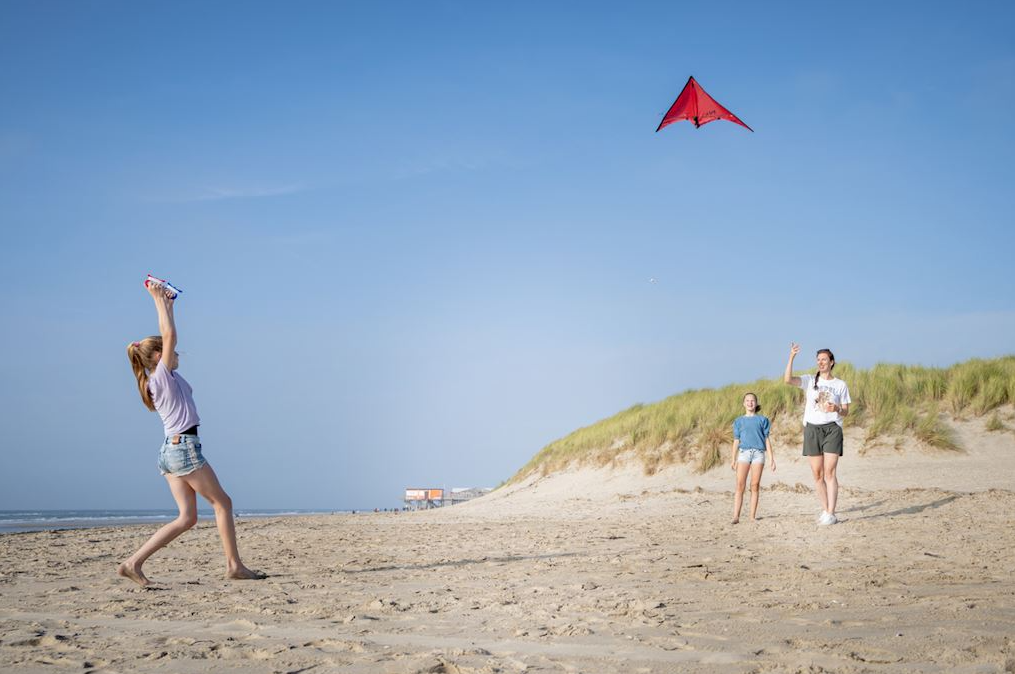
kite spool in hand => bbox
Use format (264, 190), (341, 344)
(144, 274), (183, 299)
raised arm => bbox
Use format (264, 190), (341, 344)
(783, 342), (802, 387)
(147, 282), (177, 365)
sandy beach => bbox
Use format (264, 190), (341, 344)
(5, 2), (1014, 670)
(3, 416), (1015, 673)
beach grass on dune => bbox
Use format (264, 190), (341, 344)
(985, 411), (1006, 432)
(511, 356), (1015, 483)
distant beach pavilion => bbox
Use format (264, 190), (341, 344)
(404, 488), (443, 510)
(403, 487), (491, 510)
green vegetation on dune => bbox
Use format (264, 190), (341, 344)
(985, 412), (1007, 432)
(510, 356), (1015, 483)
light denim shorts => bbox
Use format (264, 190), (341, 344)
(737, 448), (766, 465)
(158, 435), (207, 477)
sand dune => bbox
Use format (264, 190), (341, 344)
(2, 416), (1014, 672)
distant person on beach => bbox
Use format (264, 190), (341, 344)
(119, 281), (264, 586)
(730, 392), (775, 523)
(784, 343), (851, 526)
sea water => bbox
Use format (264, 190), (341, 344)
(0, 509), (339, 534)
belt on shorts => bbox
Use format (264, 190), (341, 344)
(169, 425), (200, 445)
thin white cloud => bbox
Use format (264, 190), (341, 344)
(389, 145), (530, 181)
(184, 184), (309, 202)
(143, 183), (310, 203)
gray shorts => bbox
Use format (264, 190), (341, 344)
(803, 422), (843, 456)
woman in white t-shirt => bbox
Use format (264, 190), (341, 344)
(783, 343), (852, 526)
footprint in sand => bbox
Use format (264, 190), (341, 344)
(211, 618), (262, 632)
(302, 638), (368, 653)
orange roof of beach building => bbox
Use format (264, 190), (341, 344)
(403, 487), (491, 509)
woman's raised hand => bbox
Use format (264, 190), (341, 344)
(783, 343), (802, 385)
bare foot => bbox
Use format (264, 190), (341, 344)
(731, 518), (739, 525)
(117, 561), (151, 587)
(226, 566), (267, 580)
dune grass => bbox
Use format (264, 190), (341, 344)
(985, 412), (1007, 432)
(510, 356), (1015, 483)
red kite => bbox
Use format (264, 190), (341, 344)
(656, 76), (753, 133)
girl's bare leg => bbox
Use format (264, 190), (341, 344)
(732, 462), (750, 523)
(118, 475), (198, 586)
(749, 462), (764, 520)
(181, 463), (263, 579)
(809, 455), (829, 514)
(823, 453), (840, 515)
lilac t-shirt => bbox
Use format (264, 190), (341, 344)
(148, 361), (201, 436)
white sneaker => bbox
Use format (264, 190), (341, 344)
(818, 512), (838, 526)
(816, 511), (830, 523)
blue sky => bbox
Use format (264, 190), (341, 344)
(1, 1), (1013, 510)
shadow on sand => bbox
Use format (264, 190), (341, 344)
(859, 494), (962, 520)
(342, 552), (583, 574)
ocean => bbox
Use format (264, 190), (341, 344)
(0, 509), (340, 534)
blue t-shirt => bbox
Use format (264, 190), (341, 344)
(733, 414), (770, 451)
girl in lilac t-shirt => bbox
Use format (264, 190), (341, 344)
(119, 280), (264, 587)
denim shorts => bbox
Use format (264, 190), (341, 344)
(158, 435), (207, 476)
(737, 448), (766, 465)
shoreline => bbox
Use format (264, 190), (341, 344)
(0, 510), (344, 535)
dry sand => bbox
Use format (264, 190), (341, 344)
(2, 415), (1015, 673)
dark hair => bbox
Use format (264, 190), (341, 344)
(814, 348), (835, 389)
(743, 391), (761, 413)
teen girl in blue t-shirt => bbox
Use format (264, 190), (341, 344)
(730, 392), (776, 523)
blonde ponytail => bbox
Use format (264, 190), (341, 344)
(127, 336), (163, 411)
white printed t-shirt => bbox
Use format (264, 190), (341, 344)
(148, 361), (201, 436)
(799, 374), (851, 427)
